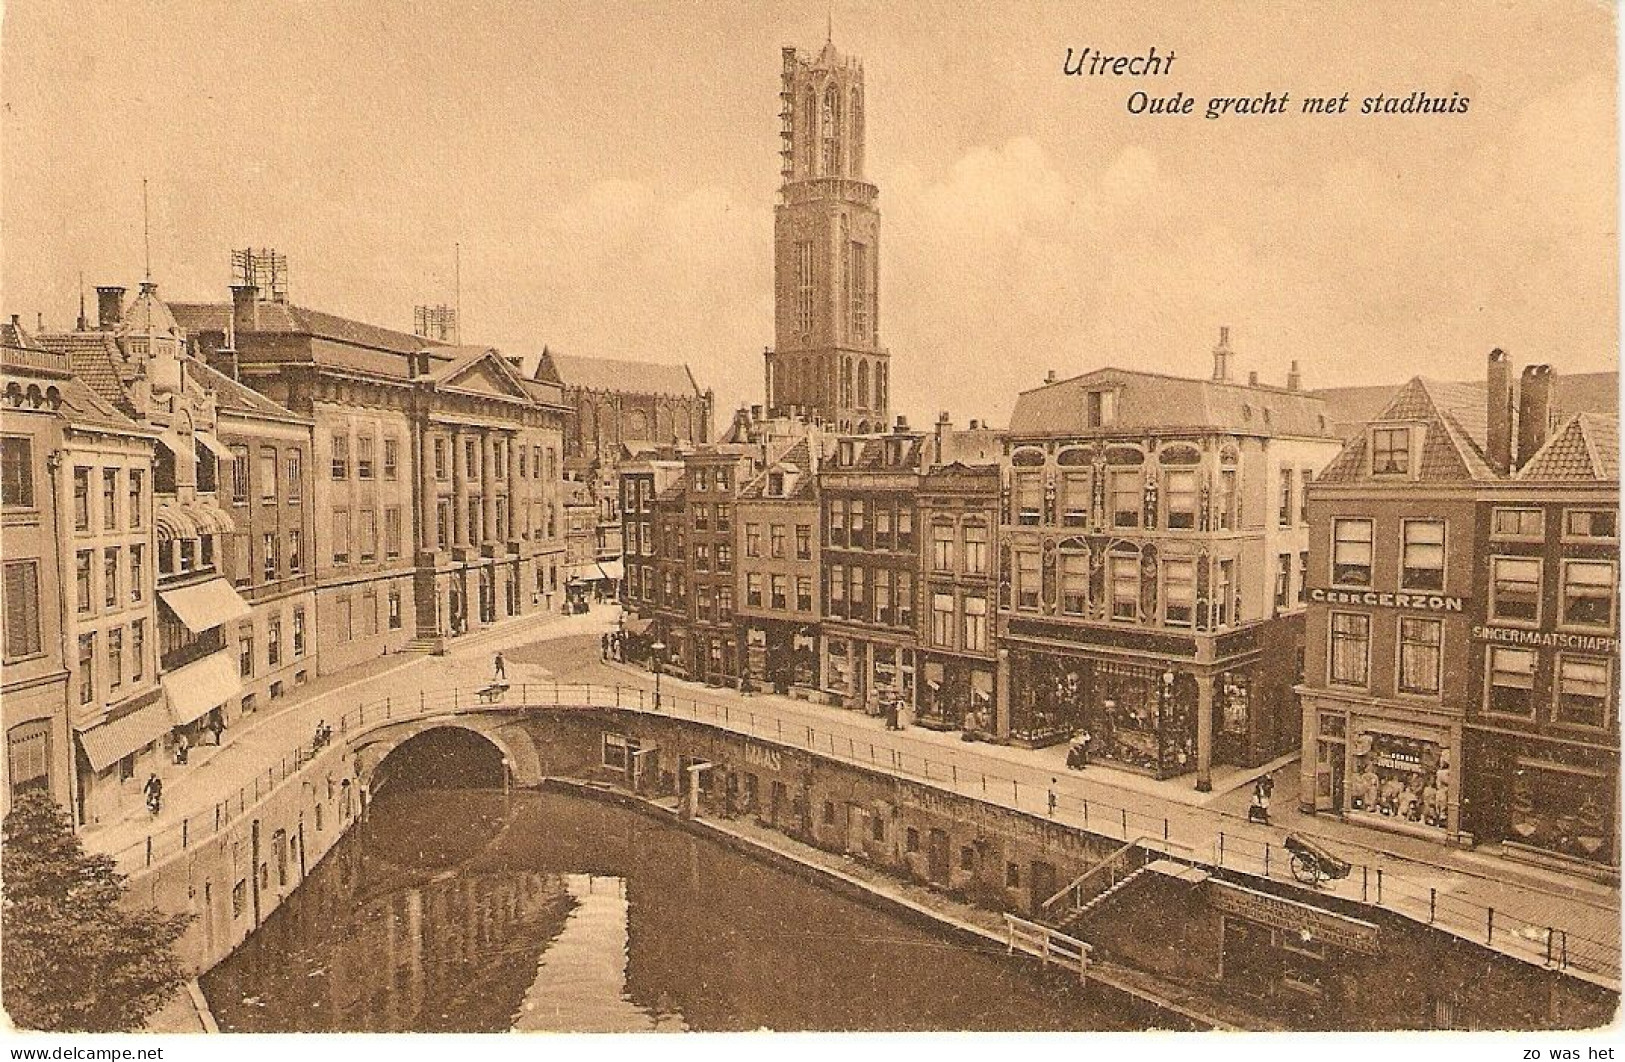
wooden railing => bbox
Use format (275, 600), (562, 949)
(1004, 913), (1090, 982)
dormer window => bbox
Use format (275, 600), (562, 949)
(1371, 427), (1412, 476)
(1086, 390), (1116, 429)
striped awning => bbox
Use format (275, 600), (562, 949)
(76, 703), (174, 773)
(184, 500), (235, 535)
(161, 650), (240, 726)
(154, 504), (198, 543)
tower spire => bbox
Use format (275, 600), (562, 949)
(77, 271), (88, 331)
(826, 0), (832, 42)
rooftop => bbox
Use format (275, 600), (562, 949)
(1010, 367), (1331, 438)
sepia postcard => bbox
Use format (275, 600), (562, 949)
(0, 0), (1618, 1051)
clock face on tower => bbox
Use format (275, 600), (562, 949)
(768, 38), (889, 435)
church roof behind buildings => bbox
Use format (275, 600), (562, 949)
(539, 349), (701, 398)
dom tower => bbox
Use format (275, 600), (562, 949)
(765, 37), (887, 433)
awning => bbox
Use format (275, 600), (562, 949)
(162, 650), (241, 726)
(76, 703), (174, 773)
(565, 563), (600, 583)
(596, 559), (624, 581)
(154, 504), (199, 543)
(159, 577), (253, 633)
(621, 615), (653, 636)
(184, 500), (236, 536)
(193, 430), (235, 461)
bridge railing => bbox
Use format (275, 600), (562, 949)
(104, 681), (1622, 986)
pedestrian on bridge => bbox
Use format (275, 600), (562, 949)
(494, 652), (507, 681)
(1047, 778), (1058, 818)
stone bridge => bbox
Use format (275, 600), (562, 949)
(349, 707), (548, 792)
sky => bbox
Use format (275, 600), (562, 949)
(1, 0), (1617, 425)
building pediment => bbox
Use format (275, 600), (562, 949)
(432, 348), (533, 402)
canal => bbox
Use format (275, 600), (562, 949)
(201, 786), (1132, 1032)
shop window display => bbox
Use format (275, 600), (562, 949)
(1348, 732), (1450, 829)
(1509, 759), (1614, 865)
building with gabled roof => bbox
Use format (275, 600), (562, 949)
(1299, 349), (1620, 872)
(3, 315), (163, 826)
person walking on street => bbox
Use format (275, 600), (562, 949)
(144, 773), (163, 816)
(1047, 778), (1058, 818)
(494, 652), (507, 681)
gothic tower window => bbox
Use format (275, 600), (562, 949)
(849, 241), (869, 341)
(803, 88), (817, 174)
(795, 241), (814, 334)
(850, 88), (864, 176)
(822, 84), (842, 176)
(857, 360), (870, 411)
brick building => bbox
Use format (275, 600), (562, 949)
(998, 334), (1342, 788)
(736, 437), (825, 693)
(2, 321), (155, 821)
(819, 426), (923, 711)
(1299, 350), (1620, 870)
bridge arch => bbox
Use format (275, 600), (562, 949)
(353, 716), (544, 794)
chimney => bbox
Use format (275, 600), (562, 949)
(506, 356), (524, 370)
(894, 414), (909, 433)
(1212, 326), (1232, 382)
(1486, 348), (1513, 474)
(1247, 370), (1259, 387)
(1517, 364), (1554, 468)
(1045, 370), (1057, 384)
(1287, 360), (1302, 391)
(969, 419), (981, 430)
(751, 404), (763, 421)
(231, 283), (260, 338)
(938, 410), (951, 425)
(95, 286), (125, 330)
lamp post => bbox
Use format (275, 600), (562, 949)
(651, 640), (667, 711)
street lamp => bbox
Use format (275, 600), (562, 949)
(651, 640), (667, 711)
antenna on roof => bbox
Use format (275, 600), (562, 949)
(141, 178), (152, 282)
(455, 241), (462, 339)
(827, 0), (833, 41)
(77, 271), (88, 331)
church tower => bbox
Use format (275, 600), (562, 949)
(766, 37), (887, 433)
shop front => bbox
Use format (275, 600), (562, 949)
(1342, 717), (1457, 837)
(744, 623), (820, 694)
(1464, 731), (1618, 871)
(822, 633), (915, 714)
(917, 653), (995, 732)
(1006, 648), (1198, 774)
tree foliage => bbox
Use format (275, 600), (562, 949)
(2, 791), (192, 1031)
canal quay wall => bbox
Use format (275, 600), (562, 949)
(125, 740), (364, 977)
(125, 702), (1617, 1032)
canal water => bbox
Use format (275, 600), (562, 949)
(201, 787), (1130, 1032)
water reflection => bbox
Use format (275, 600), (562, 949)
(204, 789), (1125, 1032)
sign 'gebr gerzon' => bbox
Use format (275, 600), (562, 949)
(1308, 588), (1465, 613)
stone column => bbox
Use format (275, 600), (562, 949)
(1195, 672), (1214, 792)
(414, 421), (435, 553)
(481, 431), (498, 544)
(451, 428), (469, 548)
